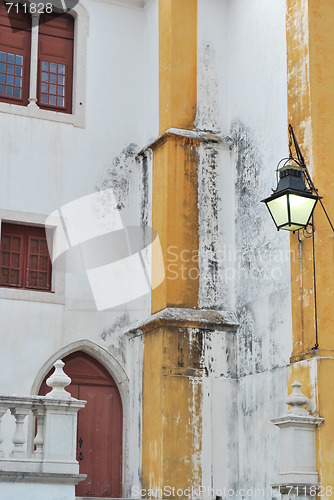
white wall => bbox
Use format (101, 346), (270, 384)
(0, 482), (77, 500)
(197, 0), (292, 496)
(143, 0), (159, 142)
(0, 0), (159, 375)
(0, 0), (158, 488)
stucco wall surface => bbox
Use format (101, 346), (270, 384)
(0, 482), (77, 500)
(197, 0), (292, 496)
(0, 0), (158, 488)
(0, 0), (159, 386)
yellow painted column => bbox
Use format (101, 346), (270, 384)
(159, 0), (197, 133)
(286, 0), (315, 356)
(151, 133), (200, 313)
(142, 318), (204, 496)
(142, 0), (202, 496)
(286, 0), (334, 496)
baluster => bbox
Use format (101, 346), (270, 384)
(46, 359), (72, 399)
(0, 406), (7, 458)
(10, 407), (30, 458)
(32, 408), (45, 459)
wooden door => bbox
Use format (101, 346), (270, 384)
(39, 352), (123, 498)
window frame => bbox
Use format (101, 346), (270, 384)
(0, 209), (65, 304)
(0, 0), (88, 127)
(37, 12), (74, 114)
(0, 2), (31, 105)
(0, 222), (52, 291)
(0, 49), (28, 105)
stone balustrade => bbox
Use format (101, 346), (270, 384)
(0, 360), (86, 500)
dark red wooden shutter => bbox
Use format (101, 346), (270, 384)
(0, 223), (52, 291)
(26, 234), (51, 290)
(0, 228), (24, 287)
(37, 13), (74, 113)
(0, 0), (31, 105)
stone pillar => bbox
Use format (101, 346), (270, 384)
(42, 360), (85, 475)
(141, 0), (203, 494)
(139, 307), (238, 496)
(272, 380), (324, 498)
(141, 1), (238, 495)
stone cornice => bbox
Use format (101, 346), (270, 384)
(0, 471), (86, 484)
(0, 394), (86, 411)
(271, 414), (325, 427)
(136, 128), (232, 157)
(129, 307), (239, 334)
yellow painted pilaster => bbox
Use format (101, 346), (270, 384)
(317, 359), (334, 490)
(142, 0), (201, 496)
(286, 0), (315, 355)
(142, 328), (164, 489)
(151, 133), (199, 313)
(307, 0), (334, 351)
(159, 0), (197, 133)
(142, 322), (203, 495)
(287, 0), (334, 355)
(287, 0), (334, 496)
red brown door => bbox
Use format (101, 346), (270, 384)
(39, 352), (123, 498)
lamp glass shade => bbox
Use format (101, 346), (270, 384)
(265, 191), (318, 231)
(289, 194), (317, 227)
(266, 195), (289, 229)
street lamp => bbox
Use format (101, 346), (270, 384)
(261, 124), (334, 350)
(261, 125), (319, 232)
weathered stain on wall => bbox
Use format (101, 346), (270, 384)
(96, 143), (139, 211)
(231, 121), (290, 376)
(196, 42), (220, 133)
(128, 332), (144, 495)
(138, 149), (152, 230)
(231, 121), (263, 307)
(198, 142), (225, 309)
(237, 369), (288, 497)
(195, 72), (291, 497)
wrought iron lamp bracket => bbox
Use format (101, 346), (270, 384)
(288, 124), (334, 233)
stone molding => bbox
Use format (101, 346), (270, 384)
(130, 307), (239, 334)
(0, 471), (86, 484)
(136, 127), (232, 158)
(271, 415), (324, 427)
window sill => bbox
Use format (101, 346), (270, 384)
(0, 101), (84, 128)
(0, 286), (65, 305)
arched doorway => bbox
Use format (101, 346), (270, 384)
(39, 351), (123, 498)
